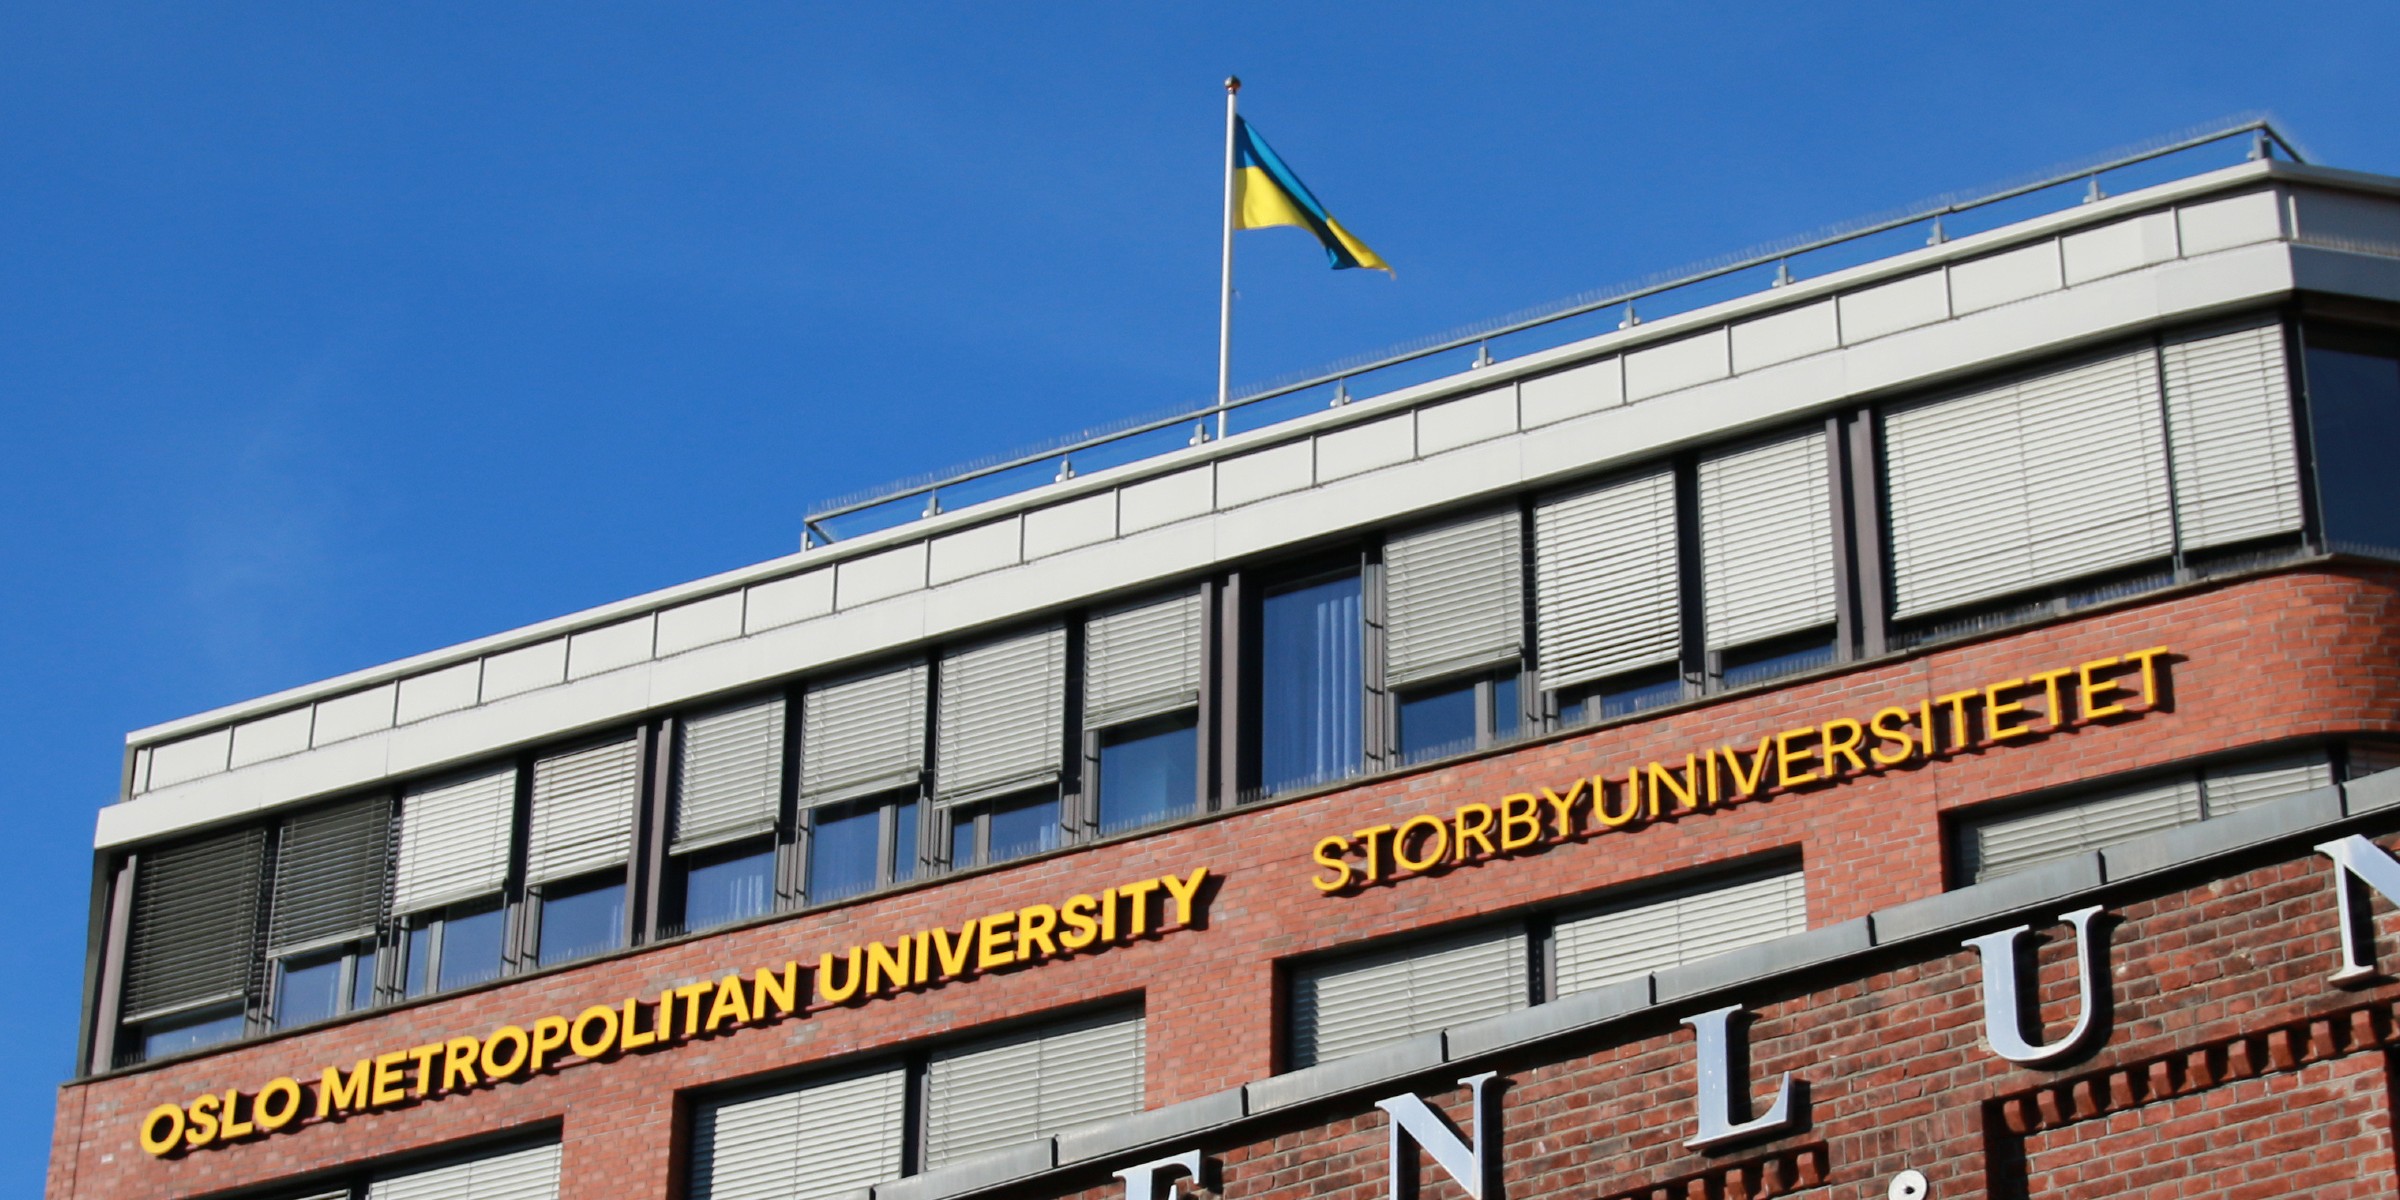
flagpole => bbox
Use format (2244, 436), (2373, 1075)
(1216, 75), (1240, 442)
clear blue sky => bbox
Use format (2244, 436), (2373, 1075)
(5, 2), (2395, 1188)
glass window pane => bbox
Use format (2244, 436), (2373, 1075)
(2307, 340), (2400, 555)
(351, 947), (377, 1012)
(438, 903), (506, 991)
(275, 954), (342, 1028)
(538, 878), (626, 966)
(950, 811), (978, 869)
(1097, 714), (1199, 835)
(987, 792), (1059, 864)
(1492, 675), (1520, 739)
(679, 841), (775, 934)
(1398, 683), (1478, 764)
(1260, 573), (1362, 794)
(811, 804), (882, 904)
(405, 923), (433, 997)
(139, 1006), (246, 1061)
(891, 799), (918, 883)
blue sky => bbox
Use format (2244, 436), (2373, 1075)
(5, 2), (2397, 1189)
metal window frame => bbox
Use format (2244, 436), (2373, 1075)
(1238, 550), (1374, 801)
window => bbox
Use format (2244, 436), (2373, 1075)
(523, 737), (640, 968)
(1698, 430), (1836, 685)
(1534, 469), (1682, 717)
(1385, 509), (1527, 765)
(1396, 671), (1520, 764)
(686, 1009), (1145, 1198)
(1956, 748), (2339, 883)
(2303, 323), (2400, 556)
(117, 825), (267, 1064)
(1284, 861), (1805, 1070)
(265, 795), (391, 1028)
(1085, 589), (1206, 834)
(392, 765), (516, 995)
(357, 1141), (561, 1200)
(937, 627), (1068, 869)
(1257, 571), (1364, 795)
(667, 696), (788, 936)
(806, 791), (918, 904)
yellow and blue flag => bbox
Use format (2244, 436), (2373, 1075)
(1233, 116), (1391, 273)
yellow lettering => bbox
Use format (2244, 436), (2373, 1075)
(1119, 877), (1161, 935)
(865, 938), (914, 996)
(370, 1049), (410, 1107)
(183, 1092), (221, 1150)
(530, 1016), (570, 1073)
(481, 1027), (530, 1080)
(1356, 825), (1396, 884)
(1499, 794), (1542, 850)
(1820, 718), (1866, 776)
(817, 947), (865, 1003)
(2027, 666), (2074, 728)
(753, 962), (800, 1018)
(1868, 707), (1915, 767)
(1645, 758), (1697, 814)
(1983, 678), (2032, 741)
(1392, 814), (1450, 873)
(2078, 656), (2126, 720)
(1722, 737), (1773, 797)
(1451, 807), (1495, 861)
(441, 1036), (481, 1092)
(1595, 774), (1642, 827)
(253, 1078), (303, 1132)
(1934, 689), (1979, 749)
(1099, 888), (1119, 942)
(139, 1103), (185, 1157)
(1775, 727), (1819, 787)
(1016, 904), (1060, 959)
(704, 973), (753, 1031)
(2125, 645), (2170, 707)
(570, 1004), (620, 1059)
(931, 921), (978, 977)
(1060, 894), (1102, 945)
(1917, 699), (1936, 755)
(217, 1088), (254, 1139)
(1160, 868), (1209, 926)
(675, 980), (715, 1036)
(1541, 779), (1587, 838)
(618, 997), (659, 1050)
(977, 911), (1018, 969)
(406, 1042), (443, 1098)
(318, 1060), (371, 1117)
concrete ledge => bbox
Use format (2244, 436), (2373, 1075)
(1442, 975), (1654, 1061)
(2102, 786), (2346, 882)
(1870, 853), (2104, 946)
(2347, 772), (2400, 815)
(1654, 918), (1872, 1004)
(874, 1139), (1056, 1200)
(1055, 1087), (1246, 1167)
(1243, 1033), (1445, 1116)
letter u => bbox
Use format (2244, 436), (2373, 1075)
(1962, 905), (2108, 1065)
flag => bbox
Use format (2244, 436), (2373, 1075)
(1232, 116), (1391, 273)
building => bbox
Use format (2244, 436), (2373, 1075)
(45, 129), (2400, 1200)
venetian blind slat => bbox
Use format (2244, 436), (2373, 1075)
(1384, 508), (1526, 689)
(937, 626), (1066, 804)
(1552, 865), (1807, 996)
(1533, 470), (1680, 691)
(2163, 318), (2303, 550)
(394, 766), (517, 915)
(674, 697), (786, 853)
(801, 664), (927, 806)
(689, 1066), (907, 1200)
(924, 1011), (1146, 1167)
(1967, 778), (2201, 882)
(1084, 590), (1203, 730)
(1699, 433), (1835, 650)
(526, 735), (642, 886)
(2202, 751), (2333, 815)
(368, 1142), (561, 1200)
(122, 825), (268, 1020)
(268, 795), (392, 956)
(1886, 345), (2170, 619)
(1289, 926), (1528, 1068)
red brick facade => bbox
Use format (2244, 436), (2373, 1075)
(45, 564), (2400, 1199)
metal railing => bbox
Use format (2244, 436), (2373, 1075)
(804, 117), (2303, 546)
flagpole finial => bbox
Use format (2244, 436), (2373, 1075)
(1225, 75), (1241, 94)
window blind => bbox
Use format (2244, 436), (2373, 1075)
(924, 1010), (1146, 1167)
(367, 1141), (562, 1200)
(122, 825), (268, 1021)
(674, 696), (786, 853)
(2163, 318), (2304, 550)
(1288, 926), (1528, 1069)
(268, 795), (392, 957)
(1698, 433), (1834, 650)
(800, 664), (927, 806)
(2201, 750), (2333, 815)
(394, 766), (517, 915)
(526, 734), (642, 887)
(1886, 345), (2172, 619)
(689, 1065), (907, 1200)
(1965, 777), (2201, 882)
(936, 626), (1066, 804)
(1383, 508), (1526, 689)
(1084, 590), (1204, 730)
(1552, 865), (1807, 996)
(1532, 470), (1681, 692)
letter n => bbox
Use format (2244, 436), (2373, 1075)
(1373, 1071), (1498, 1200)
(1961, 905), (2107, 1065)
(2317, 835), (2400, 982)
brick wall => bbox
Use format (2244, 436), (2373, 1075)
(45, 565), (2400, 1199)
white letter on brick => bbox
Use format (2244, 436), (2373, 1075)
(1374, 1071), (1498, 1200)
